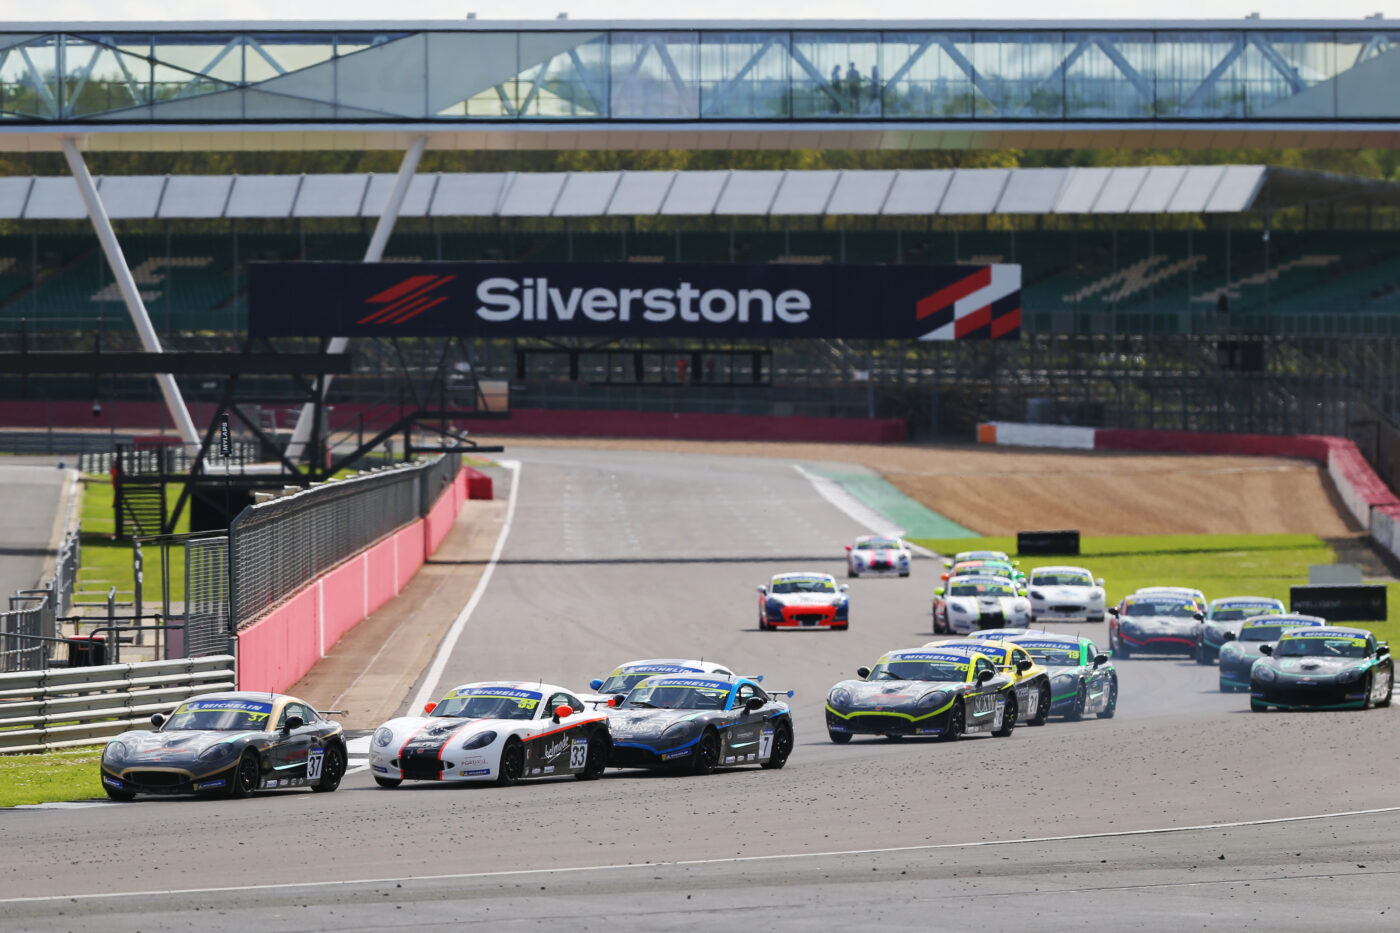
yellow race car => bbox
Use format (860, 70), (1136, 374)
(922, 638), (1052, 726)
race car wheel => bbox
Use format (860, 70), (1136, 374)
(373, 776), (402, 788)
(229, 751), (260, 799)
(831, 623), (849, 631)
(1029, 682), (1051, 726)
(311, 742), (346, 793)
(103, 783), (135, 802)
(693, 729), (720, 775)
(847, 568), (857, 578)
(993, 695), (1018, 737)
(1112, 631), (1131, 660)
(496, 736), (525, 786)
(1097, 677), (1118, 719)
(899, 571), (909, 578)
(938, 698), (965, 742)
(576, 734), (610, 781)
(1067, 683), (1087, 722)
(827, 729), (852, 744)
(1251, 699), (1269, 712)
(758, 615), (769, 632)
(1195, 645), (1214, 666)
(761, 721), (793, 769)
(1361, 673), (1375, 710)
(1378, 670), (1393, 708)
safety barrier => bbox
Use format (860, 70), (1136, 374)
(975, 422), (1095, 449)
(472, 409), (907, 443)
(0, 655), (237, 753)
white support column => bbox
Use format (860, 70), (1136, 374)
(61, 137), (202, 456)
(286, 134), (428, 463)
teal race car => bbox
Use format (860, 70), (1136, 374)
(1195, 596), (1287, 665)
(1250, 626), (1394, 711)
(1004, 633), (1117, 720)
(1217, 614), (1325, 692)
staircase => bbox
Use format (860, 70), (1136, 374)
(117, 484), (166, 539)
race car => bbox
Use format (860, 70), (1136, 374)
(100, 691), (347, 801)
(581, 659), (734, 705)
(1217, 614), (1325, 692)
(922, 638), (1052, 726)
(1195, 596), (1287, 665)
(825, 648), (1019, 742)
(1108, 593), (1205, 659)
(604, 674), (794, 772)
(1004, 633), (1117, 720)
(368, 681), (610, 787)
(846, 535), (912, 578)
(949, 550), (1011, 565)
(1133, 586), (1207, 614)
(1250, 626), (1394, 711)
(968, 628), (1054, 641)
(758, 572), (849, 630)
(1026, 566), (1106, 623)
(932, 575), (1033, 635)
(940, 559), (1024, 584)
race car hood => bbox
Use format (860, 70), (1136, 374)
(1265, 657), (1369, 679)
(1202, 621), (1246, 643)
(379, 715), (508, 749)
(1117, 615), (1197, 635)
(111, 729), (261, 761)
(606, 708), (715, 742)
(770, 592), (842, 607)
(1031, 585), (1097, 601)
(829, 679), (956, 711)
(853, 550), (900, 561)
(947, 595), (1022, 614)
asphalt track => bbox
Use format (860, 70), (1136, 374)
(0, 459), (68, 598)
(4, 446), (1399, 930)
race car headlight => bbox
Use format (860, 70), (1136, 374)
(1253, 665), (1277, 682)
(1053, 673), (1077, 688)
(373, 727), (394, 748)
(1337, 667), (1365, 684)
(462, 731), (497, 750)
(663, 721), (701, 739)
(1029, 590), (1045, 601)
(1091, 589), (1104, 599)
(828, 687), (853, 708)
(197, 742), (236, 762)
(102, 740), (129, 763)
(951, 604), (971, 614)
(1219, 643), (1241, 658)
(918, 690), (949, 708)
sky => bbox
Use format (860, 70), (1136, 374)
(12, 0), (1400, 23)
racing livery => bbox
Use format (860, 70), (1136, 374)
(1133, 586), (1207, 614)
(581, 659), (733, 705)
(1026, 566), (1106, 623)
(1196, 596), (1287, 665)
(940, 558), (1023, 584)
(1250, 626), (1394, 711)
(923, 638), (1052, 726)
(758, 572), (849, 630)
(369, 681), (610, 786)
(100, 691), (346, 800)
(1005, 634), (1117, 720)
(1217, 614), (1325, 692)
(1108, 593), (1205, 659)
(605, 675), (794, 772)
(932, 575), (1032, 635)
(949, 550), (1012, 565)
(825, 648), (1019, 742)
(846, 535), (912, 578)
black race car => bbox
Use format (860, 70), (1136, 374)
(100, 691), (347, 800)
(604, 674), (794, 773)
(1216, 614), (1325, 692)
(1250, 626), (1394, 711)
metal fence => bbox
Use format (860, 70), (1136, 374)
(230, 452), (460, 629)
(184, 536), (230, 658)
(1, 495), (80, 673)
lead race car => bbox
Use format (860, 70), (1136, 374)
(100, 691), (347, 800)
(846, 535), (912, 578)
(1195, 596), (1287, 665)
(1217, 614), (1325, 692)
(825, 648), (1018, 742)
(1004, 633), (1117, 720)
(1026, 566), (1106, 624)
(1250, 626), (1394, 711)
(604, 674), (794, 772)
(369, 681), (610, 786)
(932, 574), (1032, 634)
(580, 658), (734, 705)
(758, 572), (849, 630)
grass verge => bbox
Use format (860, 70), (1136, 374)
(0, 747), (104, 807)
(78, 475), (189, 606)
(910, 532), (1400, 645)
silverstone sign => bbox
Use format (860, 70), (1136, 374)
(248, 261), (1021, 340)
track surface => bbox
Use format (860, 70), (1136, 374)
(5, 446), (1398, 929)
(0, 460), (67, 598)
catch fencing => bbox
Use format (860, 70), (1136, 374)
(184, 536), (230, 658)
(0, 655), (237, 753)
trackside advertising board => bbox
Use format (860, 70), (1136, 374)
(247, 261), (1021, 340)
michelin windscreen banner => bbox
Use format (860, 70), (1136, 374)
(248, 261), (1021, 340)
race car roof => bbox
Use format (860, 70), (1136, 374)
(1030, 565), (1094, 575)
(772, 571), (835, 581)
(947, 575), (1018, 586)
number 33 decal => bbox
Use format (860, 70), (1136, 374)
(569, 741), (588, 770)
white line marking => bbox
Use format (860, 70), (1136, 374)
(407, 460), (521, 714)
(792, 463), (936, 558)
(5, 806), (1396, 904)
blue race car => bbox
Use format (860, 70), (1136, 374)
(1217, 614), (1325, 692)
(1195, 596), (1287, 665)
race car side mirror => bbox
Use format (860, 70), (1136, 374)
(1015, 659), (1033, 673)
(1377, 645), (1390, 658)
(976, 669), (995, 685)
(284, 715), (304, 733)
(1194, 612), (1205, 621)
(744, 697), (765, 713)
(856, 666), (871, 679)
(1223, 631), (1237, 642)
(150, 713), (165, 728)
(1258, 644), (1273, 656)
(1108, 607), (1119, 617)
(934, 587), (945, 596)
(942, 558), (953, 568)
(1095, 578), (1104, 586)
(553, 705), (572, 723)
(839, 584), (849, 593)
(845, 545), (852, 552)
(589, 679), (603, 690)
(940, 573), (949, 581)
(423, 701), (437, 714)
(756, 585), (768, 595)
(1092, 654), (1109, 667)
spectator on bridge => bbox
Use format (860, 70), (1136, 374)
(846, 63), (862, 112)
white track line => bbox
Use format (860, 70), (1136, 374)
(792, 463), (936, 558)
(407, 459), (521, 714)
(5, 806), (1397, 905)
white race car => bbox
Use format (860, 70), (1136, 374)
(1027, 566), (1107, 623)
(845, 535), (912, 578)
(934, 575), (1033, 635)
(369, 681), (610, 787)
(581, 659), (734, 706)
(758, 572), (849, 630)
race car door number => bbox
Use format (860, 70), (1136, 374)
(569, 740), (588, 770)
(306, 749), (324, 780)
(758, 729), (774, 760)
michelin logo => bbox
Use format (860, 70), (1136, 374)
(476, 277), (811, 326)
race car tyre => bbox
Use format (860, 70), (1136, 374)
(1196, 646), (1214, 666)
(311, 742), (346, 793)
(847, 568), (857, 578)
(831, 623), (849, 631)
(229, 751), (260, 799)
(1379, 671), (1393, 707)
(758, 615), (769, 632)
(693, 729), (720, 775)
(103, 783), (135, 802)
(993, 695), (1018, 737)
(1112, 632), (1131, 660)
(576, 734), (610, 780)
(1067, 683), (1086, 722)
(496, 736), (525, 786)
(1097, 677), (1118, 719)
(899, 571), (910, 578)
(1361, 673), (1375, 710)
(1251, 699), (1268, 712)
(938, 698), (965, 742)
(1029, 682), (1051, 726)
(373, 776), (402, 788)
(761, 721), (793, 769)
(827, 729), (852, 744)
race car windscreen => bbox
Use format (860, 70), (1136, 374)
(949, 581), (1016, 597)
(432, 689), (541, 719)
(622, 682), (731, 710)
(1275, 635), (1368, 658)
(1019, 644), (1080, 666)
(1239, 623), (1305, 642)
(857, 538), (899, 550)
(1031, 571), (1093, 587)
(771, 577), (835, 594)
(870, 659), (969, 681)
(1123, 600), (1197, 618)
(163, 699), (274, 731)
(1213, 606), (1280, 622)
(597, 670), (694, 694)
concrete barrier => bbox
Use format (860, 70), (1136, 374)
(977, 422), (1096, 449)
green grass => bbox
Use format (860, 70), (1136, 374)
(77, 475), (188, 606)
(911, 532), (1400, 645)
(0, 747), (104, 807)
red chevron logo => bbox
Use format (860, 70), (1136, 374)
(357, 275), (456, 325)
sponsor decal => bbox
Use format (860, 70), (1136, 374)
(529, 768), (541, 775)
(828, 724), (848, 732)
(662, 749), (692, 760)
(464, 769), (491, 776)
(724, 756), (735, 763)
(102, 776), (122, 788)
(179, 700), (273, 714)
(621, 664), (702, 675)
(193, 779), (227, 791)
(542, 736), (571, 760)
(461, 755), (486, 766)
(372, 764), (388, 773)
(542, 766), (555, 774)
(638, 677), (733, 692)
(445, 687), (542, 702)
(890, 652), (972, 665)
(917, 727), (942, 735)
